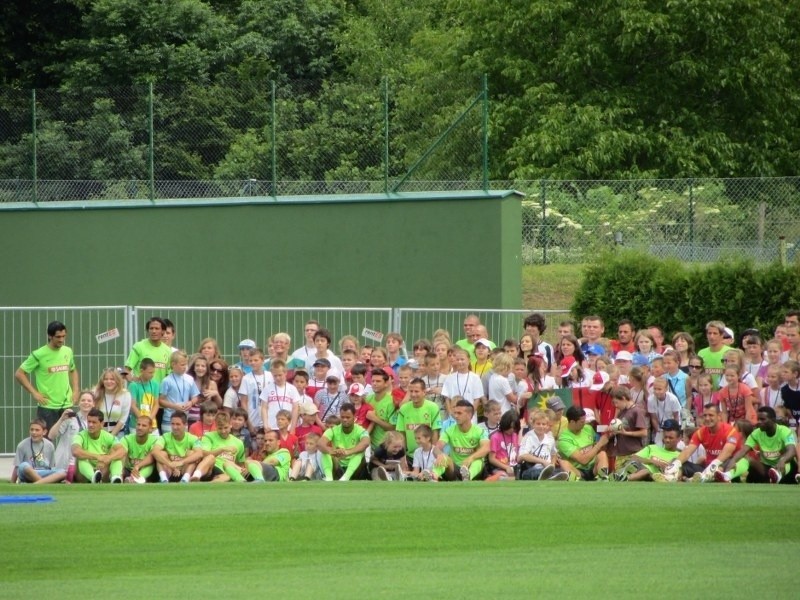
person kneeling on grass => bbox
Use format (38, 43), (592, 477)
(318, 403), (370, 481)
(194, 411), (265, 482)
(557, 405), (611, 481)
(14, 418), (66, 484)
(715, 406), (797, 484)
(436, 400), (489, 481)
(261, 430), (292, 482)
(613, 419), (681, 482)
(517, 409), (568, 481)
(152, 411), (204, 483)
(71, 408), (122, 483)
(109, 415), (159, 483)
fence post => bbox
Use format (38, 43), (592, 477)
(270, 80), (277, 199)
(482, 74), (489, 192)
(148, 82), (155, 204)
(541, 179), (548, 264)
(392, 308), (402, 335)
(688, 178), (694, 261)
(31, 89), (38, 206)
(383, 77), (389, 194)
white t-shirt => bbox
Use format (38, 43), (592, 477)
(239, 371), (274, 428)
(442, 371), (485, 423)
(519, 430), (557, 462)
(488, 372), (515, 414)
(259, 382), (301, 430)
(647, 392), (681, 425)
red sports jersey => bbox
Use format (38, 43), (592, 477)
(690, 422), (741, 465)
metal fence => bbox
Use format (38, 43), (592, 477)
(0, 305), (564, 454)
(0, 79), (488, 201)
(506, 178), (800, 264)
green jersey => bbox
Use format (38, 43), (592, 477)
(127, 379), (160, 430)
(746, 425), (796, 466)
(263, 448), (292, 481)
(439, 423), (487, 466)
(558, 425), (598, 468)
(324, 423), (369, 450)
(19, 344), (76, 409)
(697, 345), (731, 389)
(395, 400), (442, 455)
(368, 393), (398, 449)
(201, 432), (246, 465)
(155, 432), (200, 460)
(125, 339), (173, 382)
(72, 429), (116, 456)
(118, 433), (158, 468)
(635, 445), (680, 475)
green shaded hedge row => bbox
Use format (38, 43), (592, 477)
(571, 251), (800, 345)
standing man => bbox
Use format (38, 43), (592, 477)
(697, 320), (732, 389)
(16, 320), (80, 431)
(456, 314), (481, 361)
(291, 320), (320, 364)
(610, 320), (636, 357)
(124, 317), (173, 383)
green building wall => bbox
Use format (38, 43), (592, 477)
(0, 191), (523, 308)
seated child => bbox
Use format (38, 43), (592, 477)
(14, 418), (65, 484)
(518, 409), (569, 481)
(289, 432), (323, 481)
(371, 430), (408, 481)
(189, 401), (219, 437)
(486, 409), (521, 481)
(409, 425), (444, 481)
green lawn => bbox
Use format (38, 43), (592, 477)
(522, 264), (584, 310)
(1, 482), (796, 598)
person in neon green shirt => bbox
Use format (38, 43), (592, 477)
(719, 406), (797, 483)
(396, 378), (442, 458)
(557, 405), (611, 480)
(151, 411), (204, 483)
(436, 399), (489, 481)
(15, 320), (80, 431)
(319, 403), (370, 481)
(109, 415), (158, 483)
(261, 430), (292, 481)
(124, 317), (173, 383)
(195, 412), (264, 482)
(366, 370), (398, 450)
(613, 420), (681, 481)
(70, 408), (122, 483)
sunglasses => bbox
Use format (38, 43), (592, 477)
(210, 366), (225, 373)
(689, 364), (703, 369)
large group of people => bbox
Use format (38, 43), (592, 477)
(11, 311), (799, 485)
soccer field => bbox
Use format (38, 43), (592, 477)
(0, 482), (797, 599)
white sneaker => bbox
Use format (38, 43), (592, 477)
(459, 465), (471, 481)
(538, 465), (556, 480)
(548, 471), (569, 481)
(372, 466), (389, 481)
(714, 470), (732, 483)
(110, 476), (123, 484)
(91, 470), (103, 484)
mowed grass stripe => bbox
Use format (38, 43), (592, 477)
(1, 483), (797, 598)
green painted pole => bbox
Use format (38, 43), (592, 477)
(31, 89), (38, 206)
(148, 82), (155, 204)
(482, 74), (489, 192)
(271, 80), (277, 199)
(383, 77), (389, 194)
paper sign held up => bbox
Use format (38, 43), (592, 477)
(96, 328), (120, 344)
(361, 327), (384, 342)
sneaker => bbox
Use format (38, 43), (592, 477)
(288, 476), (297, 481)
(538, 465), (555, 481)
(714, 470), (732, 483)
(651, 473), (668, 483)
(373, 466), (390, 481)
(110, 476), (123, 484)
(612, 471), (627, 482)
(795, 473), (800, 484)
(548, 471), (569, 481)
(768, 468), (782, 484)
(690, 472), (705, 483)
(597, 467), (610, 481)
(91, 470), (103, 484)
(459, 465), (471, 481)
(420, 469), (433, 482)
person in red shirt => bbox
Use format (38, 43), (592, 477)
(348, 383), (374, 431)
(666, 403), (742, 481)
(188, 401), (218, 437)
(275, 409), (299, 458)
(294, 404), (323, 454)
(610, 319), (636, 357)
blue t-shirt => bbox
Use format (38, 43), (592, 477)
(159, 373), (200, 422)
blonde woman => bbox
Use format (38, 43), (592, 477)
(94, 368), (132, 439)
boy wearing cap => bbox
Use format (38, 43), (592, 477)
(557, 405), (611, 480)
(315, 372), (345, 424)
(307, 358), (333, 399)
(234, 339), (256, 374)
(348, 382), (374, 430)
(395, 378), (442, 458)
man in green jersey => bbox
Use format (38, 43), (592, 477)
(110, 415), (158, 483)
(396, 378), (442, 458)
(719, 406), (797, 483)
(319, 402), (371, 481)
(261, 430), (292, 481)
(124, 317), (173, 383)
(558, 406), (611, 481)
(366, 370), (397, 450)
(697, 320), (732, 389)
(436, 399), (489, 481)
(71, 408), (122, 483)
(151, 411), (204, 483)
(16, 320), (80, 431)
(613, 419), (682, 482)
(195, 412), (265, 482)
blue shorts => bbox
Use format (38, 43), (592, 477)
(17, 462), (65, 482)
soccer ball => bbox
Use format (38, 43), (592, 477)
(609, 418), (625, 432)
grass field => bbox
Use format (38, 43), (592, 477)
(1, 482), (797, 599)
(522, 264), (584, 309)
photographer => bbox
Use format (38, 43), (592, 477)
(48, 390), (94, 482)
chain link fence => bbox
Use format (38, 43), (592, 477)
(0, 79), (487, 202)
(507, 178), (800, 264)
